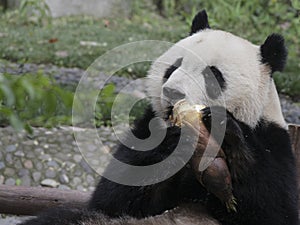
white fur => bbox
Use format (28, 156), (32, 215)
(146, 29), (286, 128)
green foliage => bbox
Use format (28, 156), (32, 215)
(0, 73), (74, 131)
(94, 83), (149, 127)
(94, 83), (116, 126)
(19, 0), (51, 25)
(15, 178), (22, 186)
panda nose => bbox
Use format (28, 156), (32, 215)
(163, 87), (185, 101)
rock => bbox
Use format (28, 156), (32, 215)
(41, 179), (59, 188)
(0, 175), (5, 184)
(72, 177), (81, 186)
(5, 154), (13, 164)
(58, 184), (71, 190)
(86, 174), (95, 185)
(39, 154), (52, 161)
(5, 178), (16, 186)
(0, 161), (5, 170)
(35, 162), (43, 170)
(73, 154), (82, 163)
(45, 168), (57, 178)
(18, 169), (30, 177)
(24, 160), (33, 169)
(47, 160), (59, 168)
(76, 185), (86, 192)
(4, 168), (15, 176)
(20, 175), (31, 187)
(14, 151), (25, 157)
(32, 172), (42, 182)
(6, 144), (17, 152)
(59, 174), (69, 184)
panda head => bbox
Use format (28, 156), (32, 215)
(146, 10), (287, 128)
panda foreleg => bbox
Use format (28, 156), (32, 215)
(88, 124), (192, 218)
(88, 171), (182, 218)
(201, 106), (254, 181)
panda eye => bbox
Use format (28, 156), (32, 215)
(209, 66), (226, 89)
(163, 57), (183, 82)
(202, 66), (226, 99)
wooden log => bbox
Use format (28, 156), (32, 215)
(289, 124), (300, 155)
(289, 124), (300, 208)
(0, 185), (91, 216)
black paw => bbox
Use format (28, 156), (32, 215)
(201, 106), (243, 144)
(201, 106), (254, 181)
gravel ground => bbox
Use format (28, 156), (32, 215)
(0, 62), (299, 224)
(0, 126), (117, 225)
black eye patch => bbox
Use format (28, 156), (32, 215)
(202, 66), (226, 99)
(163, 57), (183, 82)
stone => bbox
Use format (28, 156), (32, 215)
(80, 160), (94, 174)
(73, 154), (82, 163)
(47, 160), (59, 168)
(86, 174), (95, 185)
(58, 185), (71, 190)
(74, 169), (82, 177)
(0, 175), (4, 184)
(41, 179), (59, 188)
(72, 177), (81, 186)
(76, 185), (86, 192)
(5, 178), (16, 186)
(65, 162), (76, 171)
(5, 154), (13, 164)
(35, 162), (43, 170)
(0, 161), (5, 170)
(6, 144), (17, 152)
(32, 172), (42, 182)
(26, 151), (36, 159)
(20, 175), (31, 187)
(4, 168), (15, 176)
(14, 151), (25, 157)
(59, 174), (69, 184)
(18, 168), (30, 177)
(45, 168), (56, 178)
(24, 160), (33, 169)
(39, 154), (52, 161)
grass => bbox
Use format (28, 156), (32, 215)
(0, 10), (186, 70)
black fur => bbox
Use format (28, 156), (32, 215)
(260, 34), (288, 74)
(190, 10), (210, 35)
(163, 57), (183, 82)
(202, 66), (227, 99)
(89, 106), (299, 225)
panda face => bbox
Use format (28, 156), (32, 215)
(146, 19), (287, 128)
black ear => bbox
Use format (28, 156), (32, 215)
(260, 34), (288, 74)
(190, 10), (210, 35)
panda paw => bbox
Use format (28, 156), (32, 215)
(201, 106), (240, 139)
(200, 106), (254, 181)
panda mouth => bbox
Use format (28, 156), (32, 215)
(164, 105), (174, 121)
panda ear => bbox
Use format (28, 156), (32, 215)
(260, 34), (288, 74)
(190, 10), (210, 35)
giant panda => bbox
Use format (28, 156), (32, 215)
(21, 10), (298, 225)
